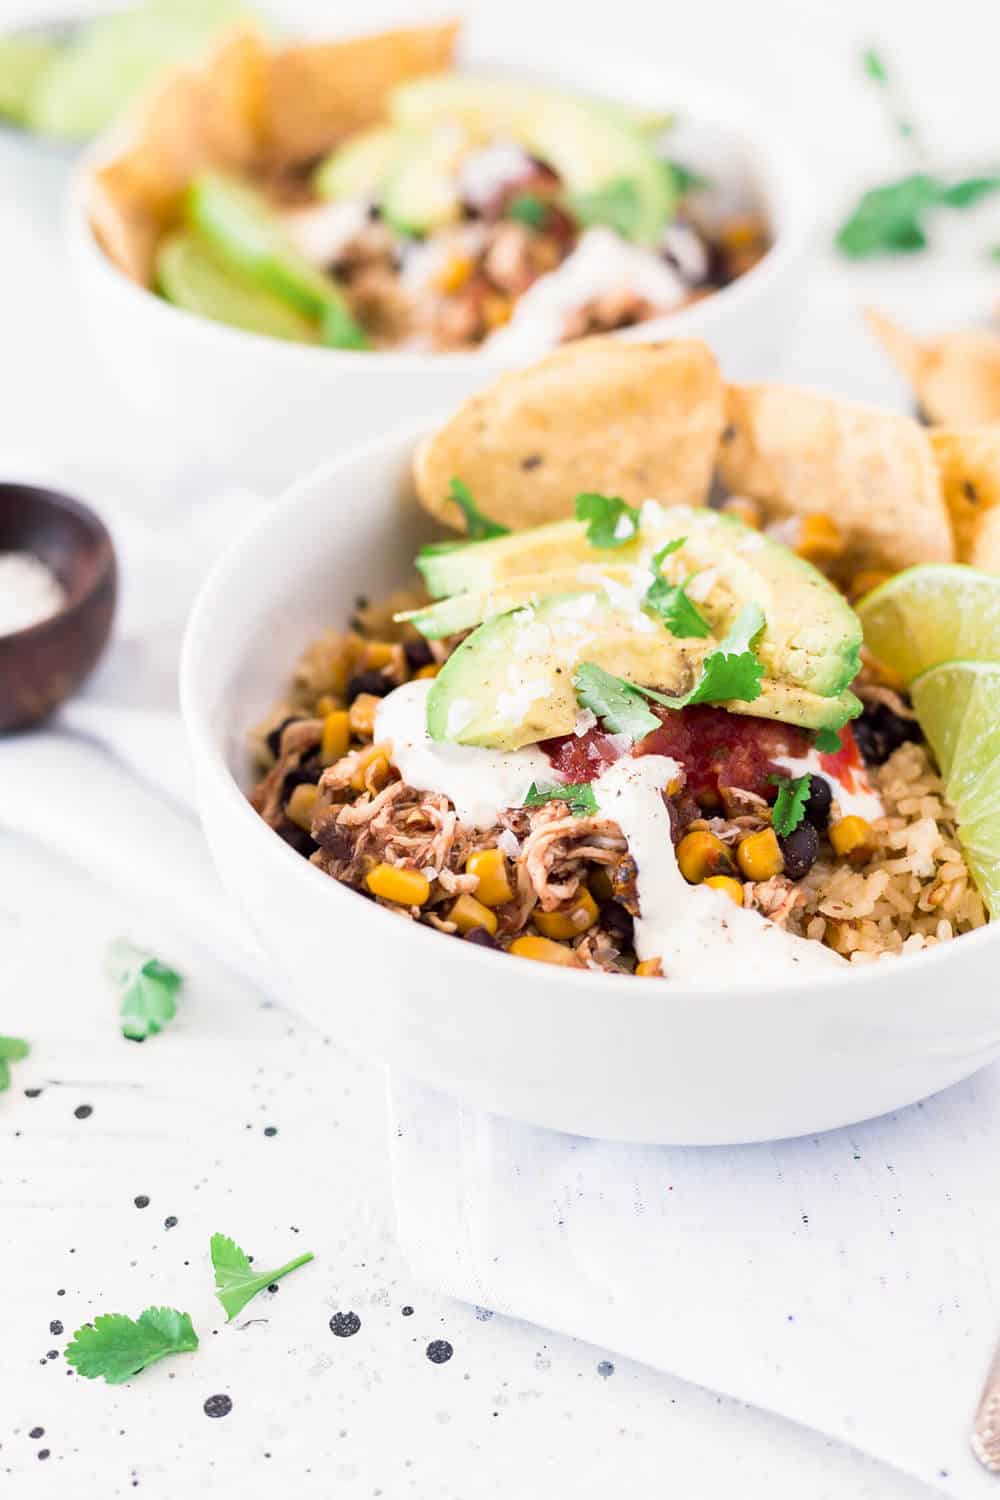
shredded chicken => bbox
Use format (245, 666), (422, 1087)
(745, 876), (806, 926)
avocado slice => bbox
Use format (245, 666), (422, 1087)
(427, 592), (861, 751)
(314, 125), (406, 202)
(416, 505), (862, 698)
(185, 172), (367, 349)
(156, 230), (319, 344)
(382, 123), (473, 235)
(388, 76), (673, 245)
(403, 565), (637, 637)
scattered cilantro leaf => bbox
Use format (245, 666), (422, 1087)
(566, 177), (643, 240)
(524, 781), (598, 817)
(938, 175), (1000, 209)
(0, 1035), (29, 1093)
(667, 160), (711, 195)
(770, 774), (811, 837)
(573, 662), (661, 742)
(575, 492), (640, 549)
(861, 46), (888, 84)
(815, 727), (842, 754)
(445, 478), (509, 541)
(506, 193), (547, 228)
(65, 1307), (198, 1384)
(643, 537), (711, 638)
(107, 940), (182, 1043)
(629, 603), (766, 709)
(210, 1232), (315, 1322)
(836, 173), (1000, 258)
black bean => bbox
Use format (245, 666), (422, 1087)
(464, 927), (499, 950)
(282, 825), (317, 858)
(598, 900), (634, 946)
(281, 763), (321, 798)
(779, 821), (820, 881)
(404, 638), (434, 671)
(803, 774), (832, 829)
(266, 716), (298, 758)
(852, 703), (921, 767)
(347, 670), (393, 701)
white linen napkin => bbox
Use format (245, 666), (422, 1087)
(2, 486), (999, 1498)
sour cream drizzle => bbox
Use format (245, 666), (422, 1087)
(771, 747), (884, 823)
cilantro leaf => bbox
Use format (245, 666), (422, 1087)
(643, 537), (711, 638)
(0, 1035), (29, 1093)
(524, 781), (598, 817)
(573, 662), (661, 742)
(861, 46), (888, 83)
(938, 175), (1000, 209)
(666, 160), (711, 195)
(210, 1232), (314, 1322)
(575, 492), (640, 549)
(107, 940), (182, 1043)
(836, 173), (1000, 258)
(445, 478), (509, 541)
(566, 177), (643, 240)
(627, 603), (766, 710)
(814, 728), (842, 754)
(506, 193), (547, 228)
(66, 1307), (198, 1384)
(770, 774), (811, 837)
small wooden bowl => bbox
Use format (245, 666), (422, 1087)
(0, 484), (117, 732)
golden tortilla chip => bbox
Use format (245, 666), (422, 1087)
(262, 21), (459, 164)
(866, 309), (1000, 425)
(930, 426), (1000, 569)
(718, 383), (954, 571)
(87, 23), (267, 284)
(414, 338), (725, 533)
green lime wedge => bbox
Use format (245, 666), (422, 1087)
(856, 564), (1000, 685)
(156, 230), (319, 344)
(911, 658), (1000, 915)
(0, 35), (59, 125)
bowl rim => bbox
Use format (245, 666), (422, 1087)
(67, 42), (817, 372)
(180, 425), (1000, 1004)
(0, 481), (117, 646)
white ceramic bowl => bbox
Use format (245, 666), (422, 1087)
(68, 46), (815, 496)
(181, 428), (1000, 1146)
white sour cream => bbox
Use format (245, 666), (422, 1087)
(374, 680), (551, 829)
(772, 747), (884, 823)
(457, 141), (535, 210)
(484, 227), (687, 359)
(281, 199), (371, 267)
(592, 756), (845, 983)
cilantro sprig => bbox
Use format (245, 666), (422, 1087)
(0, 1035), (29, 1092)
(770, 774), (811, 837)
(815, 727), (842, 754)
(445, 478), (510, 541)
(573, 663), (661, 742)
(66, 1307), (198, 1385)
(575, 492), (640, 549)
(836, 173), (1000, 258)
(107, 940), (183, 1043)
(506, 193), (548, 229)
(211, 1233), (314, 1322)
(566, 177), (643, 240)
(524, 781), (598, 817)
(643, 537), (711, 639)
(667, 160), (711, 195)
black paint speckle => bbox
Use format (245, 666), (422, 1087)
(49, 1320), (63, 1336)
(203, 1394), (232, 1419)
(263, 1126), (278, 1137)
(29, 1427), (44, 1440)
(73, 1104), (92, 1119)
(38, 1449), (50, 1460)
(24, 1087), (42, 1098)
(46, 1350), (58, 1360)
(401, 1306), (414, 1317)
(164, 1216), (178, 1230)
(134, 1195), (150, 1209)
(597, 1360), (615, 1378)
(56, 1289), (65, 1296)
(330, 1311), (361, 1338)
(426, 1340), (453, 1365)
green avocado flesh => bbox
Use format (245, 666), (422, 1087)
(426, 591), (861, 751)
(185, 172), (367, 348)
(415, 505), (862, 699)
(156, 231), (319, 343)
(387, 75), (673, 243)
(314, 125), (406, 202)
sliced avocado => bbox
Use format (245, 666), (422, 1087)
(381, 123), (472, 235)
(388, 76), (672, 245)
(156, 230), (319, 344)
(733, 683), (861, 733)
(314, 125), (405, 202)
(417, 519), (620, 598)
(185, 172), (367, 348)
(402, 565), (636, 637)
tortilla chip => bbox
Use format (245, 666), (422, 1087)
(87, 23), (267, 284)
(718, 383), (954, 571)
(930, 426), (1000, 569)
(414, 338), (725, 533)
(866, 308), (1000, 425)
(262, 21), (459, 165)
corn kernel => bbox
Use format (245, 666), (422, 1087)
(320, 709), (351, 765)
(349, 692), (380, 739)
(534, 887), (599, 940)
(364, 641), (396, 670)
(315, 693), (341, 716)
(482, 293), (513, 329)
(736, 828), (784, 881)
(362, 753), (390, 794)
(704, 874), (744, 907)
(829, 815), (875, 863)
(720, 217), (760, 252)
(286, 782), (318, 831)
(415, 663), (439, 679)
(448, 894), (499, 936)
(349, 741), (392, 792)
(366, 863), (430, 906)
(466, 847), (514, 907)
(720, 495), (762, 529)
(588, 867), (614, 902)
(434, 254), (474, 294)
(635, 958), (662, 977)
(794, 513), (845, 564)
(510, 934), (576, 966)
(850, 570), (892, 601)
(677, 830), (734, 884)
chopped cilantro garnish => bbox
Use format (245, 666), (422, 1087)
(506, 193), (547, 228)
(643, 537), (711, 639)
(815, 727), (842, 754)
(524, 780), (598, 817)
(107, 940), (182, 1043)
(65, 1307), (198, 1385)
(770, 774), (811, 837)
(445, 478), (509, 541)
(0, 1035), (29, 1093)
(634, 603), (766, 708)
(211, 1233), (314, 1322)
(566, 177), (643, 240)
(667, 160), (711, 195)
(861, 46), (888, 83)
(836, 172), (1000, 258)
(575, 492), (640, 549)
(573, 663), (661, 742)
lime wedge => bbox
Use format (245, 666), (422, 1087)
(911, 658), (1000, 915)
(856, 564), (1000, 684)
(0, 36), (59, 125)
(156, 231), (319, 344)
